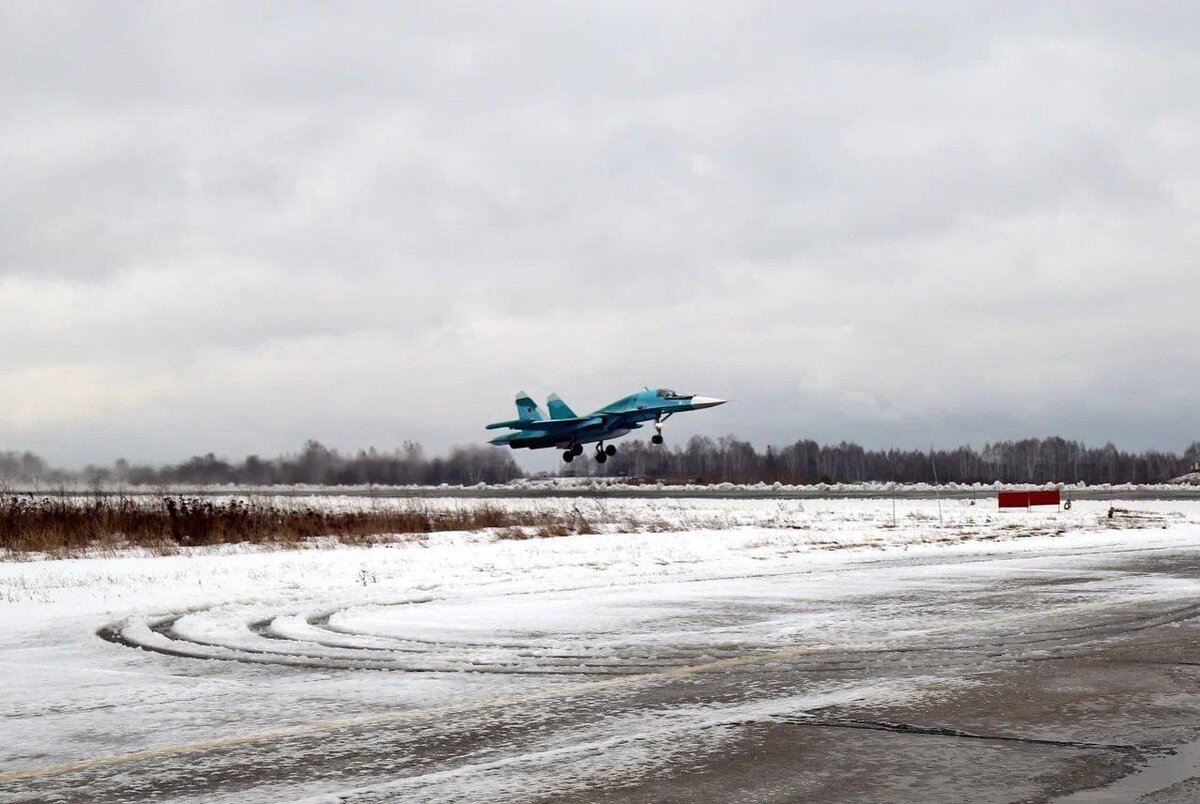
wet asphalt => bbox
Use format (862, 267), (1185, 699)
(3, 542), (1200, 803)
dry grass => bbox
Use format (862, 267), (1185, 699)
(0, 493), (604, 556)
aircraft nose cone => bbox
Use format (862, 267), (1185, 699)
(690, 396), (727, 409)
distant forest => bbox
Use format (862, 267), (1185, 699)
(0, 441), (523, 487)
(1, 436), (1198, 487)
(587, 436), (1200, 485)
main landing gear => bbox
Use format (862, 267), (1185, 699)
(561, 442), (617, 463)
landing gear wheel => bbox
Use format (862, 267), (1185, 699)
(595, 452), (607, 464)
(605, 444), (617, 456)
(652, 416), (667, 445)
(571, 443), (584, 456)
(562, 450), (574, 463)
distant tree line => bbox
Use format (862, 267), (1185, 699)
(579, 436), (1200, 485)
(0, 440), (524, 487)
(3, 436), (1198, 487)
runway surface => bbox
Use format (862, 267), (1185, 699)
(3, 502), (1200, 802)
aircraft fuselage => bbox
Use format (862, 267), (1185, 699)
(486, 388), (726, 461)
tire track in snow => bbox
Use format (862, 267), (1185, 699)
(0, 641), (883, 783)
(94, 595), (1200, 679)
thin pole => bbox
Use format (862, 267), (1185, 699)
(931, 444), (943, 526)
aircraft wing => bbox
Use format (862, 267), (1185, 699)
(496, 416), (605, 431)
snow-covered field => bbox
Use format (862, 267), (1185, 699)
(3, 496), (1200, 802)
(11, 478), (1200, 499)
(3, 496), (1192, 610)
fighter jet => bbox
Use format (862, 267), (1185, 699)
(487, 388), (727, 463)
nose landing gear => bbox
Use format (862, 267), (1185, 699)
(651, 416), (667, 445)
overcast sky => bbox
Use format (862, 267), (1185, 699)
(2, 2), (1198, 468)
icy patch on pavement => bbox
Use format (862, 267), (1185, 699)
(3, 497), (1200, 802)
(288, 677), (963, 804)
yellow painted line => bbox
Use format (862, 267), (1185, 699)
(0, 644), (832, 784)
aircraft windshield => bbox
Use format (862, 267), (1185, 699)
(656, 389), (681, 398)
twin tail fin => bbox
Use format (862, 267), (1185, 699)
(546, 393), (578, 420)
(515, 391), (546, 422)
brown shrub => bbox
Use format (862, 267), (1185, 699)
(0, 493), (607, 556)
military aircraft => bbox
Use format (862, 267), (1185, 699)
(487, 388), (727, 463)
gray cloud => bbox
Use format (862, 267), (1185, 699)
(1, 2), (1197, 466)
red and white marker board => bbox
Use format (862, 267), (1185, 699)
(998, 489), (1061, 509)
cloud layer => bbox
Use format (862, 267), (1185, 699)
(2, 2), (1198, 466)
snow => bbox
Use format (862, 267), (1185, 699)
(3, 495), (1200, 801)
(10, 477), (1200, 498)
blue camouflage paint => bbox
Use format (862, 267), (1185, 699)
(546, 393), (577, 420)
(486, 388), (726, 452)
